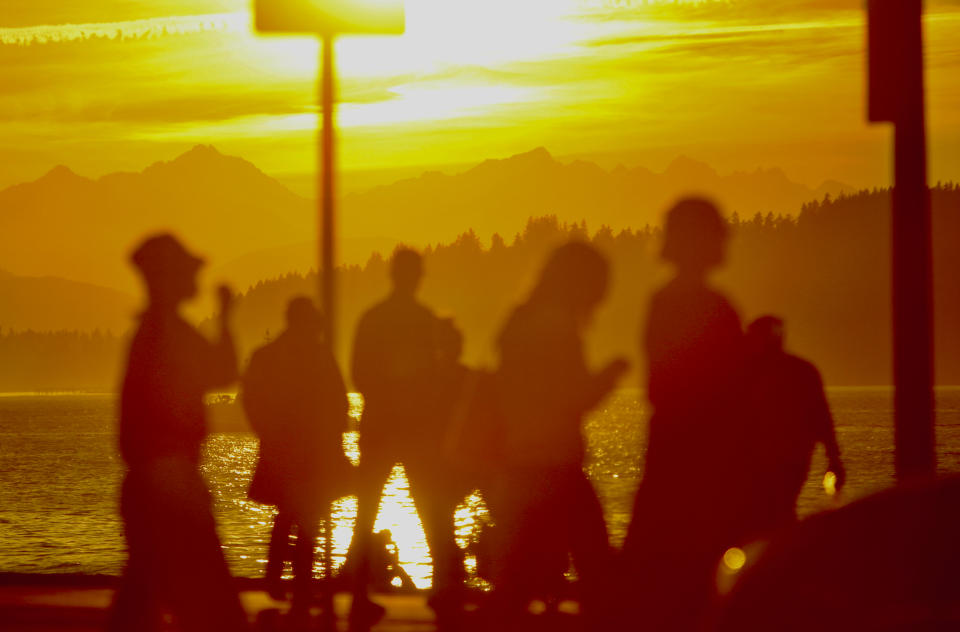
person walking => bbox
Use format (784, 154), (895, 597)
(110, 233), (248, 632)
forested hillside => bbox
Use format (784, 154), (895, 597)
(2, 184), (957, 390)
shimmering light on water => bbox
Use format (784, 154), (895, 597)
(4, 388), (960, 585)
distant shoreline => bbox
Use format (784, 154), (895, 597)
(4, 386), (960, 396)
(0, 391), (113, 397)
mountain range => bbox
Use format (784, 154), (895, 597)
(0, 145), (851, 332)
(0, 271), (134, 333)
(339, 147), (850, 249)
(0, 145), (312, 293)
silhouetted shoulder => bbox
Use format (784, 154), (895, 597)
(499, 302), (578, 352)
(782, 354), (823, 384)
(648, 281), (740, 326)
(645, 281), (741, 366)
(354, 295), (438, 346)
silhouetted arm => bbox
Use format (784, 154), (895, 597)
(351, 311), (377, 395)
(325, 345), (350, 433)
(206, 285), (239, 388)
(808, 364), (845, 489)
(240, 349), (270, 436)
(582, 358), (630, 412)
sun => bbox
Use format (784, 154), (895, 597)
(257, 0), (585, 79)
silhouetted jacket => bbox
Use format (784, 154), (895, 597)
(119, 309), (237, 470)
(496, 302), (606, 468)
(351, 292), (439, 448)
(741, 351), (838, 532)
(243, 330), (349, 510)
(642, 279), (743, 491)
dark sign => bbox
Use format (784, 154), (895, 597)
(867, 0), (920, 123)
(255, 0), (404, 35)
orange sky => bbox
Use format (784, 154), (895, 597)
(0, 0), (958, 195)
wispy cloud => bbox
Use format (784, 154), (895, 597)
(0, 1), (242, 29)
(0, 0), (956, 190)
(0, 12), (243, 45)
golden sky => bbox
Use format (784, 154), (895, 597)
(1, 0), (958, 194)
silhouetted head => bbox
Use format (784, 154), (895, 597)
(531, 241), (609, 322)
(130, 233), (204, 307)
(435, 317), (464, 365)
(661, 197), (728, 276)
(285, 296), (324, 338)
(746, 315), (785, 357)
(390, 248), (423, 296)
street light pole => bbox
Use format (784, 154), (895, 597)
(320, 34), (337, 352)
(318, 32), (337, 593)
(868, 0), (936, 481)
(890, 2), (935, 481)
(253, 0), (404, 600)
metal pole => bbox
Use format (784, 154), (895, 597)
(318, 33), (337, 598)
(320, 35), (336, 347)
(892, 0), (936, 481)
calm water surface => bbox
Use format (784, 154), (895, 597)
(1, 388), (959, 588)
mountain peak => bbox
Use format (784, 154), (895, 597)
(467, 147), (556, 176)
(664, 155), (717, 181)
(514, 146), (553, 162)
(145, 144), (261, 180)
(169, 144), (226, 167)
(181, 144), (221, 158)
(38, 164), (86, 184)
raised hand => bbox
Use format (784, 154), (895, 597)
(217, 284), (234, 322)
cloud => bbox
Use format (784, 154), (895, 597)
(0, 12), (242, 46)
(0, 24), (416, 131)
(0, 1), (243, 29)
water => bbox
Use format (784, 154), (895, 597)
(2, 388), (960, 588)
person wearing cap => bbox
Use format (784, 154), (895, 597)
(109, 233), (248, 632)
(622, 198), (744, 632)
(242, 295), (350, 621)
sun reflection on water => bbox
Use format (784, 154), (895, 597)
(250, 392), (493, 589)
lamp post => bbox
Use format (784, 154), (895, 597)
(867, 0), (935, 481)
(254, 0), (405, 595)
(255, 0), (404, 353)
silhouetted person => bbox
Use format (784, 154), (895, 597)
(739, 315), (846, 540)
(348, 248), (448, 627)
(242, 296), (350, 620)
(109, 233), (248, 632)
(623, 198), (743, 632)
(490, 241), (628, 625)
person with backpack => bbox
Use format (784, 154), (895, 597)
(243, 296), (351, 623)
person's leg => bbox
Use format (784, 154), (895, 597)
(348, 451), (394, 626)
(108, 475), (163, 632)
(109, 561), (162, 632)
(266, 509), (294, 600)
(565, 469), (614, 623)
(404, 459), (464, 602)
(290, 516), (320, 617)
(486, 467), (548, 619)
(166, 472), (249, 632)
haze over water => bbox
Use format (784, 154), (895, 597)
(2, 388), (959, 588)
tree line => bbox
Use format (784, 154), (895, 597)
(2, 184), (958, 391)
